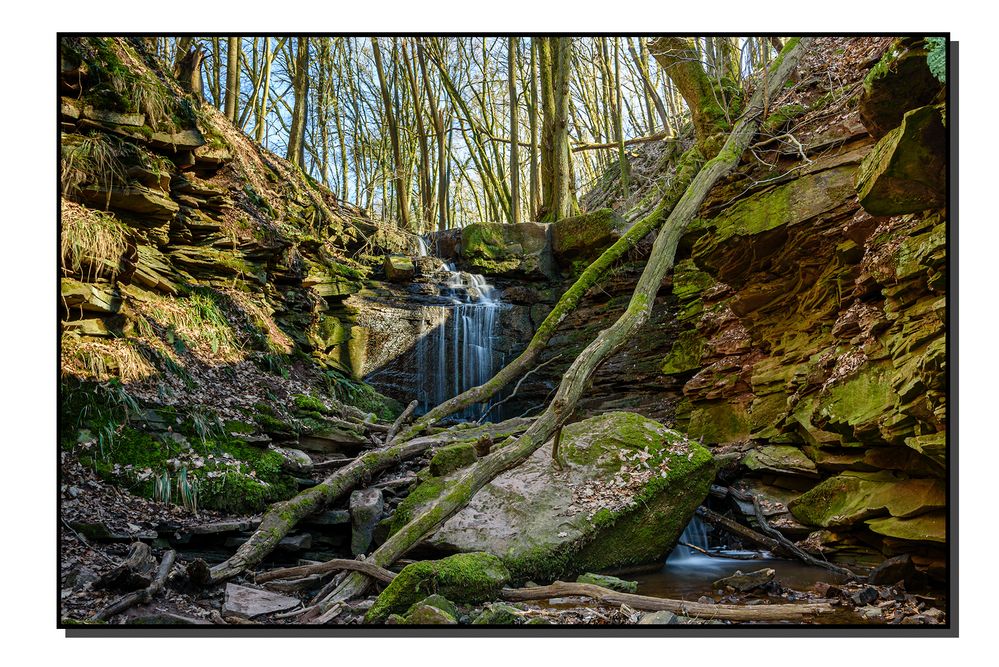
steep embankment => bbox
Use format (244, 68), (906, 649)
(59, 37), (413, 515)
(442, 37), (947, 579)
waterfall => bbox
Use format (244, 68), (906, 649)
(413, 236), (506, 421)
(416, 236), (430, 258)
(667, 515), (712, 565)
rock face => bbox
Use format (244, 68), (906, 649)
(859, 38), (943, 139)
(856, 105), (946, 215)
(349, 488), (385, 555)
(394, 412), (715, 582)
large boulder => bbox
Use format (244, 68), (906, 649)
(383, 255), (415, 282)
(551, 208), (627, 270)
(859, 39), (943, 139)
(856, 105), (946, 216)
(459, 222), (553, 279)
(365, 552), (510, 623)
(393, 411), (715, 582)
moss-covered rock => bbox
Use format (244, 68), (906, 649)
(576, 572), (638, 593)
(813, 363), (900, 443)
(551, 208), (627, 266)
(383, 254), (416, 282)
(856, 105), (946, 216)
(866, 511), (945, 543)
(687, 401), (750, 445)
(860, 40), (943, 139)
(459, 222), (553, 279)
(429, 442), (477, 477)
(398, 412), (714, 583)
(365, 552), (510, 623)
(403, 600), (458, 625)
(788, 471), (945, 528)
(741, 445), (817, 477)
(471, 603), (521, 625)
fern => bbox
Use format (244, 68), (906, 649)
(926, 37), (947, 83)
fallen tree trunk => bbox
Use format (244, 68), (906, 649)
(93, 541), (157, 591)
(386, 399), (418, 443)
(255, 558), (397, 585)
(500, 581), (834, 621)
(205, 436), (435, 583)
(93, 550), (176, 621)
(318, 38), (813, 608)
(724, 486), (861, 580)
(205, 418), (533, 584)
(695, 506), (784, 554)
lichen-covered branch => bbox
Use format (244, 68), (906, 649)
(207, 435), (435, 583)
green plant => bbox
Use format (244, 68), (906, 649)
(177, 467), (199, 512)
(154, 470), (171, 504)
(925, 37), (946, 83)
(60, 206), (129, 282)
(61, 133), (128, 201)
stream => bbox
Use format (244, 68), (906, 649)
(634, 517), (846, 600)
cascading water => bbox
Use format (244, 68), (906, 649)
(414, 237), (507, 420)
(667, 515), (712, 565)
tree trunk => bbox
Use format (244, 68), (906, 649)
(538, 37), (579, 222)
(372, 37), (411, 228)
(528, 38), (541, 221)
(508, 36), (521, 224)
(613, 37), (630, 198)
(286, 37), (309, 167)
(329, 39), (811, 604)
(205, 419), (532, 583)
(649, 37), (731, 146)
(224, 37), (239, 123)
(175, 44), (204, 100)
(500, 581), (834, 621)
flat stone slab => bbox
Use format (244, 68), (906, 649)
(223, 583), (299, 618)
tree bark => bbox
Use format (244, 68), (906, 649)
(93, 550), (176, 621)
(286, 37), (309, 167)
(224, 37), (239, 123)
(649, 37), (731, 146)
(508, 36), (521, 224)
(329, 38), (811, 604)
(500, 581), (834, 621)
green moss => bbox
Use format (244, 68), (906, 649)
(789, 471), (945, 528)
(687, 401), (750, 444)
(76, 417), (297, 514)
(429, 443), (477, 477)
(390, 476), (446, 534)
(254, 412), (295, 437)
(661, 330), (706, 375)
(366, 553), (510, 623)
(292, 393), (328, 414)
